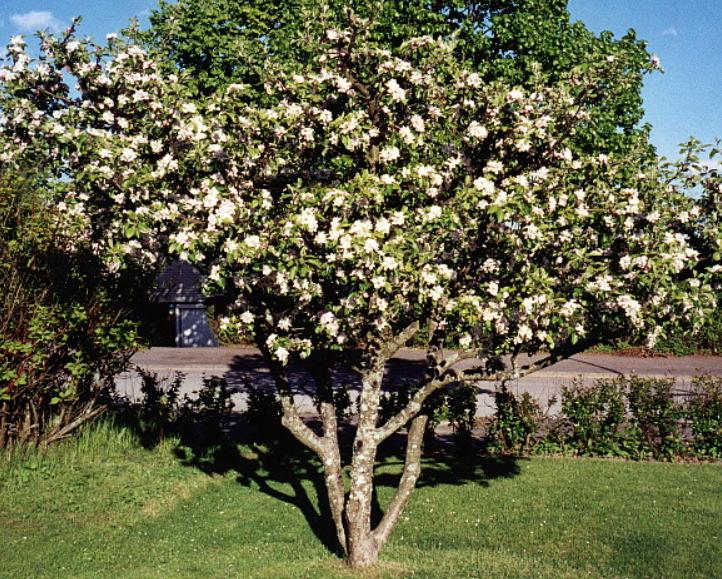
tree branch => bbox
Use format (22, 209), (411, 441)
(262, 347), (326, 456)
(374, 346), (476, 443)
(372, 413), (428, 547)
(380, 320), (420, 361)
(376, 338), (594, 443)
(375, 373), (457, 443)
(459, 337), (595, 383)
(41, 403), (106, 446)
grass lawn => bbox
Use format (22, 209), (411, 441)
(0, 420), (720, 578)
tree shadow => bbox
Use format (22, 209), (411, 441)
(375, 435), (522, 489)
(172, 419), (345, 556)
(115, 351), (522, 557)
(220, 351), (435, 407)
(366, 429), (522, 528)
(166, 414), (522, 556)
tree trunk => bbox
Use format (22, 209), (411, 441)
(266, 326), (441, 568)
(322, 444), (347, 555)
(345, 446), (380, 567)
(344, 368), (383, 567)
(308, 354), (348, 554)
(372, 413), (428, 547)
(347, 523), (381, 567)
(344, 401), (429, 567)
(318, 402), (347, 555)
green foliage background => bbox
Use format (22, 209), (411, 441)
(139, 0), (654, 157)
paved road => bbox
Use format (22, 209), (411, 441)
(117, 347), (722, 417)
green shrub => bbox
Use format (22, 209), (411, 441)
(686, 376), (722, 458)
(379, 381), (477, 448)
(625, 376), (682, 459)
(122, 371), (233, 446)
(243, 378), (284, 440)
(0, 174), (143, 448)
(559, 378), (629, 456)
(486, 385), (544, 454)
(379, 385), (412, 426)
(482, 375), (721, 461)
(134, 370), (184, 443)
(182, 375), (234, 430)
(444, 382), (477, 442)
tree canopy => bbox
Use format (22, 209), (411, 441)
(139, 0), (654, 156)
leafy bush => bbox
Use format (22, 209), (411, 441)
(243, 379), (283, 440)
(0, 174), (142, 448)
(183, 375), (234, 430)
(123, 371), (233, 446)
(134, 370), (184, 443)
(652, 318), (722, 355)
(486, 385), (544, 454)
(444, 382), (477, 442)
(379, 385), (412, 426)
(560, 378), (629, 456)
(481, 375), (722, 461)
(625, 376), (682, 458)
(559, 376), (684, 459)
(686, 376), (722, 458)
(625, 308), (722, 355)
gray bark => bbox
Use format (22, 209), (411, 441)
(345, 366), (384, 567)
(266, 322), (587, 568)
(318, 400), (347, 554)
(372, 413), (428, 547)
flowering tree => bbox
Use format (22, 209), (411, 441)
(1, 21), (718, 566)
(141, 0), (653, 156)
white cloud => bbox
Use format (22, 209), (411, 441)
(661, 27), (678, 37)
(10, 11), (63, 33)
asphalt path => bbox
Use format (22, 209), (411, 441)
(117, 347), (722, 417)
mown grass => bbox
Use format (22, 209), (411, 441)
(1, 419), (720, 578)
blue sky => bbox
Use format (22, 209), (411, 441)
(568, 1), (722, 160)
(1, 1), (720, 160)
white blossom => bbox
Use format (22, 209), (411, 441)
(386, 79), (406, 102)
(507, 88), (524, 101)
(410, 114), (425, 133)
(120, 148), (137, 162)
(274, 346), (290, 365)
(473, 177), (495, 196)
(379, 146), (400, 163)
(467, 121), (488, 140)
(244, 235), (261, 248)
(297, 208), (319, 232)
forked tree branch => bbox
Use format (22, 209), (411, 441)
(380, 320), (421, 362)
(376, 338), (594, 443)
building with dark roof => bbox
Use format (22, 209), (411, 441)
(149, 261), (218, 347)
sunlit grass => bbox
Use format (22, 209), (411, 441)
(1, 420), (720, 578)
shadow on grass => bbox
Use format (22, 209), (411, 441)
(175, 428), (345, 555)
(115, 349), (521, 558)
(152, 416), (523, 557)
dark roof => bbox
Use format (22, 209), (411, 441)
(150, 261), (207, 303)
